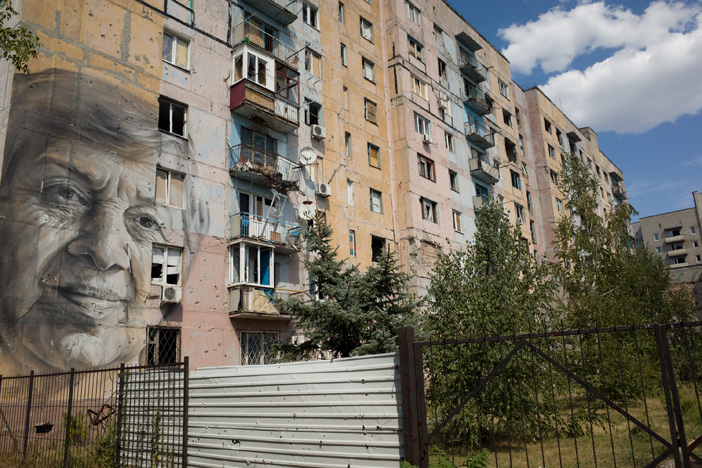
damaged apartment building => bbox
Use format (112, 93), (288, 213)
(0, 0), (626, 374)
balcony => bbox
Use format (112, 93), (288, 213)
(459, 52), (487, 83)
(612, 183), (626, 200)
(229, 143), (301, 191)
(469, 157), (500, 184)
(465, 117), (494, 149)
(473, 195), (490, 211)
(668, 248), (688, 258)
(462, 85), (491, 115)
(456, 32), (482, 52)
(230, 80), (300, 133)
(228, 286), (304, 320)
(671, 262), (689, 269)
(665, 235), (685, 244)
(230, 212), (301, 252)
(237, 0), (298, 26)
(232, 19), (300, 68)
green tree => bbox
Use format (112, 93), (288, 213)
(425, 200), (558, 445)
(553, 153), (696, 326)
(275, 215), (418, 359)
(1, 0), (39, 73)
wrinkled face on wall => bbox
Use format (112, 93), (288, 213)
(0, 69), (171, 374)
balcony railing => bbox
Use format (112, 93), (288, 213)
(668, 248), (687, 258)
(612, 183), (626, 200)
(237, 0), (298, 25)
(462, 85), (491, 115)
(465, 116), (494, 149)
(665, 235), (684, 244)
(459, 51), (487, 83)
(229, 143), (301, 191)
(232, 19), (299, 68)
(469, 157), (500, 184)
(230, 212), (301, 248)
(473, 194), (490, 210)
(230, 80), (300, 133)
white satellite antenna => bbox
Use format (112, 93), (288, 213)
(299, 147), (317, 165)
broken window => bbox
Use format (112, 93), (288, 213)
(371, 235), (386, 262)
(158, 97), (187, 137)
(418, 154), (435, 181)
(421, 197), (438, 223)
(152, 246), (183, 286)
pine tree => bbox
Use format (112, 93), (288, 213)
(276, 215), (418, 359)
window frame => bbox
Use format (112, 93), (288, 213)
(370, 188), (383, 213)
(241, 331), (279, 365)
(349, 230), (356, 257)
(340, 43), (348, 67)
(151, 245), (184, 286)
(338, 1), (345, 23)
(155, 168), (185, 208)
(418, 154), (436, 182)
(162, 31), (189, 69)
(364, 98), (378, 124)
(302, 2), (319, 29)
(421, 197), (439, 223)
(411, 74), (428, 99)
(360, 17), (374, 43)
(498, 79), (510, 99)
(147, 327), (181, 365)
(452, 210), (462, 233)
(445, 132), (454, 152)
(449, 170), (459, 192)
(368, 142), (381, 168)
(408, 35), (424, 61)
(405, 0), (421, 25)
(362, 57), (375, 82)
(510, 170), (522, 190)
(414, 113), (431, 140)
(304, 49), (322, 78)
(158, 97), (187, 138)
(304, 99), (322, 126)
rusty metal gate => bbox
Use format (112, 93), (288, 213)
(400, 322), (702, 468)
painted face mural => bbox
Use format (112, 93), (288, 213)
(0, 69), (182, 374)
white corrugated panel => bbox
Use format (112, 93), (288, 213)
(187, 353), (403, 468)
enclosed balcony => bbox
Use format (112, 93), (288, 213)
(230, 212), (301, 252)
(459, 51), (487, 83)
(228, 286), (303, 320)
(465, 116), (494, 149)
(232, 19), (299, 68)
(229, 143), (301, 191)
(237, 0), (298, 26)
(230, 80), (300, 133)
(612, 183), (626, 200)
(469, 156), (500, 184)
(462, 84), (491, 115)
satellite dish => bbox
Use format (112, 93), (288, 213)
(298, 203), (316, 220)
(299, 147), (317, 165)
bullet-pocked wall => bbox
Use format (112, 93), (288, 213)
(0, 0), (306, 375)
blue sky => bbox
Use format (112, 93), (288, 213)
(450, 0), (702, 220)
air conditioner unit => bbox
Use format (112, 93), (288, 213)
(422, 134), (432, 143)
(437, 91), (448, 101)
(311, 124), (326, 139)
(315, 182), (332, 197)
(161, 285), (182, 304)
(438, 98), (448, 109)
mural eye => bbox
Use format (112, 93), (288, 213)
(138, 216), (158, 229)
(44, 183), (88, 211)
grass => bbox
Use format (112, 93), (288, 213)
(432, 384), (702, 468)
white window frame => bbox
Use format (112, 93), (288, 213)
(228, 243), (275, 287)
(405, 1), (421, 25)
(340, 43), (348, 67)
(305, 50), (321, 78)
(498, 79), (510, 99)
(338, 1), (345, 23)
(360, 17), (374, 42)
(162, 32), (189, 69)
(452, 210), (462, 232)
(414, 113), (431, 140)
(347, 179), (354, 205)
(654, 233), (659, 241)
(158, 97), (187, 137)
(556, 198), (563, 213)
(302, 2), (319, 28)
(151, 245), (183, 286)
(362, 57), (375, 82)
(155, 168), (185, 208)
(370, 189), (382, 213)
(445, 132), (454, 152)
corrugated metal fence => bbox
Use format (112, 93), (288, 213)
(187, 353), (404, 468)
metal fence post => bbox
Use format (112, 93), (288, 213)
(22, 371), (34, 457)
(62, 368), (76, 468)
(655, 324), (686, 467)
(182, 356), (189, 468)
(661, 325), (692, 468)
(399, 327), (425, 467)
(115, 363), (127, 468)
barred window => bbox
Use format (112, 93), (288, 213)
(241, 331), (278, 365)
(147, 327), (181, 365)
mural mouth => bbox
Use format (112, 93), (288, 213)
(53, 286), (127, 314)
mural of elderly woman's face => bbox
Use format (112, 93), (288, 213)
(0, 70), (169, 374)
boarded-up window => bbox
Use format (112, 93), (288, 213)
(368, 143), (380, 168)
(156, 169), (184, 208)
(364, 99), (377, 123)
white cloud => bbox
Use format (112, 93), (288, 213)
(499, 1), (702, 133)
(682, 155), (702, 167)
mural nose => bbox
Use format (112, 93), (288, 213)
(68, 211), (131, 271)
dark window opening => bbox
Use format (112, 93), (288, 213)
(371, 236), (386, 262)
(147, 327), (181, 365)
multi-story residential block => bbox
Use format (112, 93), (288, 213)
(633, 192), (702, 269)
(0, 0), (627, 374)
